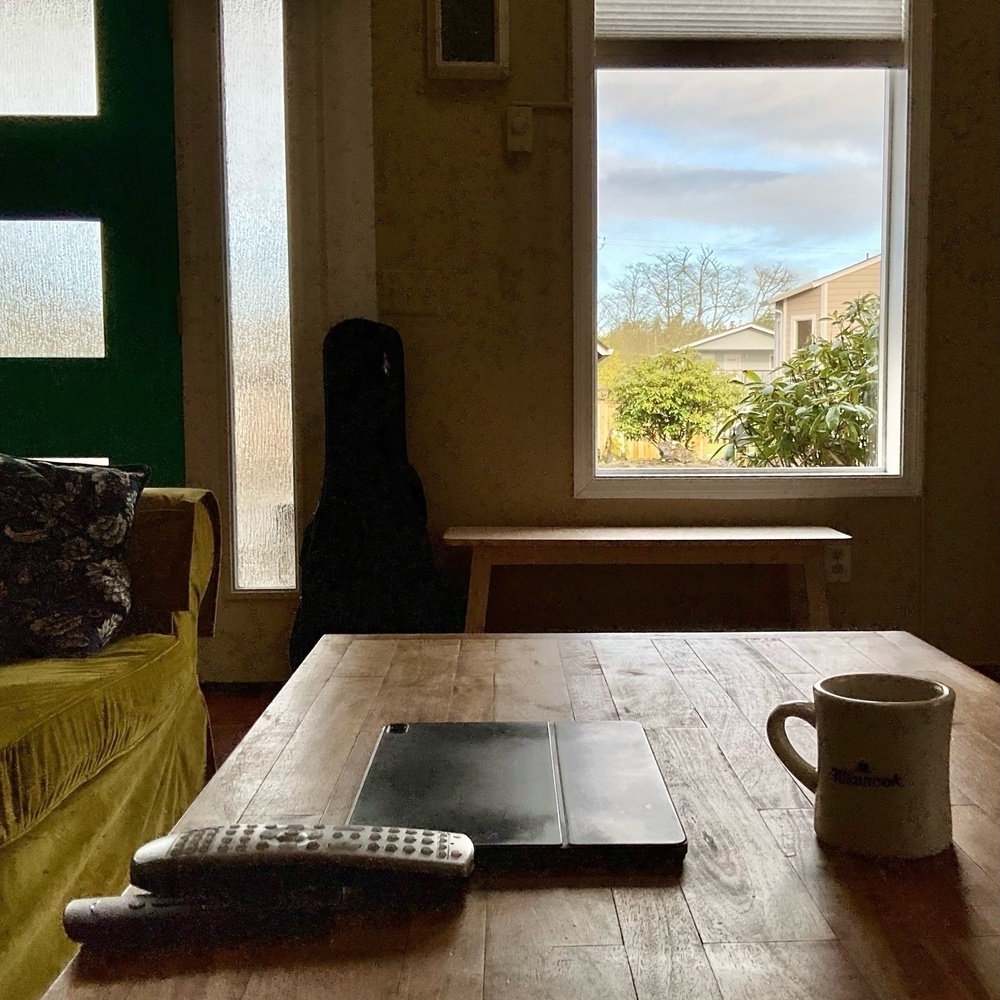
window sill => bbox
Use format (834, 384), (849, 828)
(576, 468), (922, 500)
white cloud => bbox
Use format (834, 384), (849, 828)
(597, 68), (885, 166)
(599, 160), (882, 238)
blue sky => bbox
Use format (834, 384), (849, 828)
(597, 68), (886, 308)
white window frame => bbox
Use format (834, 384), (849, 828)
(572, 0), (930, 500)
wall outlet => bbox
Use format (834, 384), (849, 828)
(825, 543), (852, 584)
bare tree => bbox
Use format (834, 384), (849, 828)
(598, 262), (657, 332)
(598, 247), (800, 355)
(749, 263), (800, 326)
(641, 247), (751, 333)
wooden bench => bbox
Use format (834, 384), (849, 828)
(443, 526), (851, 633)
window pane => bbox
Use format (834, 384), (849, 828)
(596, 68), (885, 471)
(0, 219), (105, 357)
(221, 0), (296, 590)
(0, 0), (97, 116)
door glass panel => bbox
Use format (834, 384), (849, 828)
(0, 0), (98, 116)
(0, 219), (105, 358)
(220, 0), (296, 590)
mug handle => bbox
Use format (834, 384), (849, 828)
(766, 702), (818, 793)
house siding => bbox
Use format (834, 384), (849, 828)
(774, 258), (881, 361)
(825, 259), (881, 335)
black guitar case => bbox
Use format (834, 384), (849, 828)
(288, 318), (465, 670)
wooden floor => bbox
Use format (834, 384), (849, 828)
(201, 683), (283, 768)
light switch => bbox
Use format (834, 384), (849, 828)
(506, 105), (533, 154)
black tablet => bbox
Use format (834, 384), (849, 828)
(348, 721), (687, 871)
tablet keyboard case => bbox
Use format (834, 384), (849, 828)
(348, 721), (687, 870)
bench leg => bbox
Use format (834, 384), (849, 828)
(464, 550), (492, 633)
(802, 552), (831, 629)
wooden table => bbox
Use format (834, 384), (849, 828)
(45, 632), (999, 1000)
(443, 526), (851, 633)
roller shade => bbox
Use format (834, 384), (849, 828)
(595, 1), (905, 40)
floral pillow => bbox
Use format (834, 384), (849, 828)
(0, 454), (148, 662)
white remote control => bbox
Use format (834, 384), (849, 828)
(131, 823), (474, 897)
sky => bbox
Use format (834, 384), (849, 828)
(597, 68), (886, 308)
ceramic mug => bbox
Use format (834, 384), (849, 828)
(766, 673), (955, 858)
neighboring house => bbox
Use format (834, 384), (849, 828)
(678, 323), (775, 381)
(770, 255), (881, 365)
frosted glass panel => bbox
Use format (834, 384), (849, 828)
(0, 220), (105, 357)
(0, 0), (98, 116)
(221, 0), (296, 590)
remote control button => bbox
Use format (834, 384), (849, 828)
(127, 898), (145, 910)
(346, 842), (361, 850)
(218, 845), (229, 853)
(404, 836), (416, 843)
(265, 824), (277, 829)
(349, 832), (361, 839)
(389, 827), (400, 833)
(438, 850), (447, 858)
(421, 847), (433, 855)
(451, 850), (463, 859)
(405, 829), (417, 835)
(368, 833), (380, 841)
(371, 826), (382, 832)
(256, 842), (269, 850)
(385, 844), (397, 852)
(306, 831), (323, 840)
(366, 843), (379, 852)
(306, 841), (320, 851)
(422, 838), (434, 845)
(314, 824), (325, 830)
(403, 845), (415, 854)
(386, 834), (398, 842)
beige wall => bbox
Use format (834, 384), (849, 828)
(365, 1), (999, 663)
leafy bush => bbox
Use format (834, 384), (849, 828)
(607, 350), (744, 459)
(716, 294), (879, 467)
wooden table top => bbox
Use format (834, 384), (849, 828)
(443, 526), (851, 546)
(45, 632), (999, 1000)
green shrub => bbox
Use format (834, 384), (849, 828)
(716, 294), (879, 467)
(607, 350), (744, 459)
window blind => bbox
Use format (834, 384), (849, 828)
(595, 1), (904, 40)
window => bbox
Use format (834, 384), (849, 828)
(220, 0), (296, 590)
(795, 319), (814, 350)
(574, 0), (929, 498)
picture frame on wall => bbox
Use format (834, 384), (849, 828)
(427, 0), (510, 79)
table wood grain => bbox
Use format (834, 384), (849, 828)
(44, 632), (1000, 1000)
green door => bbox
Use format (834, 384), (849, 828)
(0, 1), (183, 485)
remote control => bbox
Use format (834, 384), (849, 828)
(130, 823), (474, 897)
(63, 891), (344, 949)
